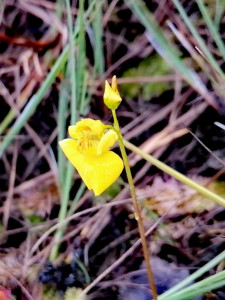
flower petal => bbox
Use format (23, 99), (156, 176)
(68, 119), (105, 139)
(97, 129), (118, 155)
(89, 151), (124, 196)
(59, 139), (91, 190)
(111, 75), (120, 94)
(59, 139), (124, 196)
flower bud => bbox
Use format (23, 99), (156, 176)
(104, 75), (122, 110)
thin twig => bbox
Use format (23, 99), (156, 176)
(30, 199), (132, 255)
(81, 207), (171, 296)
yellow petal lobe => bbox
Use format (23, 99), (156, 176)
(59, 139), (91, 190)
(97, 129), (118, 155)
(59, 138), (124, 196)
(89, 151), (123, 196)
(68, 119), (105, 139)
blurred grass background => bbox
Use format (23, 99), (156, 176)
(1, 0), (225, 299)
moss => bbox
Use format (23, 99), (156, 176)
(120, 55), (172, 101)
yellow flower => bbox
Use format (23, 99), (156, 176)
(104, 75), (122, 110)
(59, 119), (124, 196)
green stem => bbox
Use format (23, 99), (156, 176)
(123, 140), (225, 208)
(112, 109), (158, 300)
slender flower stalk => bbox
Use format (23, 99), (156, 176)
(59, 75), (158, 298)
(111, 109), (158, 300)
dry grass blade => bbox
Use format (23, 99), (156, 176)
(30, 199), (132, 256)
(81, 206), (175, 296)
(1, 1), (225, 298)
(125, 0), (218, 109)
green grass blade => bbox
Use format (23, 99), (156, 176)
(157, 238), (225, 297)
(0, 45), (69, 158)
(57, 5), (70, 188)
(51, 0), (103, 262)
(66, 0), (77, 124)
(196, 0), (225, 62)
(215, 0), (225, 29)
(67, 183), (86, 217)
(160, 271), (225, 300)
(164, 280), (225, 300)
(167, 20), (225, 101)
(56, 0), (64, 19)
(167, 20), (218, 85)
(76, 0), (86, 111)
(50, 0), (78, 262)
(57, 79), (69, 187)
(173, 0), (225, 81)
(0, 110), (16, 136)
(0, 1), (97, 158)
(49, 162), (74, 261)
(79, 71), (88, 114)
(124, 140), (225, 207)
(125, 0), (216, 109)
(91, 0), (104, 75)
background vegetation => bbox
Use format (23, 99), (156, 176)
(1, 0), (225, 299)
